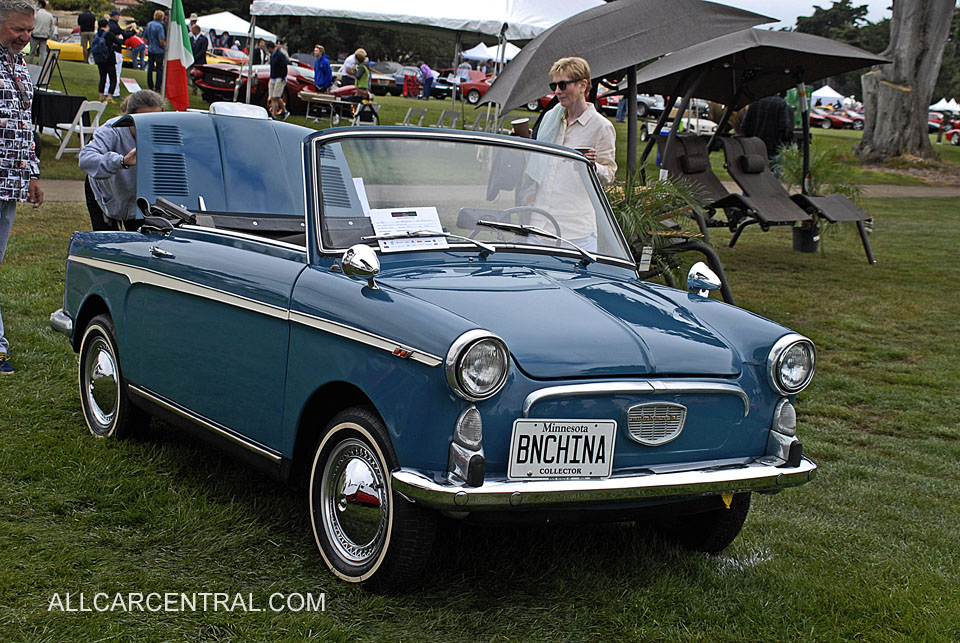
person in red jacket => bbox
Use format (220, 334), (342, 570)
(124, 25), (146, 70)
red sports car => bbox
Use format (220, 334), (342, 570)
(457, 77), (553, 112)
(946, 127), (960, 145)
(192, 63), (318, 114)
(810, 107), (854, 129)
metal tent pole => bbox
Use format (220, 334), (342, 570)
(245, 16), (256, 104)
(626, 65), (637, 181)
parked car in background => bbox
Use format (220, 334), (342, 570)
(46, 33), (142, 66)
(206, 47), (248, 66)
(828, 106), (864, 130)
(638, 115), (718, 141)
(458, 76), (552, 111)
(191, 63), (317, 113)
(809, 107), (854, 129)
(946, 126), (960, 145)
(327, 62), (395, 96)
(598, 93), (667, 118)
(53, 111), (818, 592)
(394, 65), (456, 99)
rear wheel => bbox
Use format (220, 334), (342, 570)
(651, 492), (751, 554)
(78, 314), (147, 439)
(525, 99), (541, 112)
(636, 101), (649, 118)
(308, 407), (436, 592)
(466, 89), (482, 105)
(853, 119), (864, 130)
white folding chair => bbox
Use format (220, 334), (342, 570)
(55, 100), (107, 159)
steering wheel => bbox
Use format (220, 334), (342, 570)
(501, 206), (563, 238)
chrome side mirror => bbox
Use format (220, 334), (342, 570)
(342, 244), (381, 290)
(687, 261), (721, 297)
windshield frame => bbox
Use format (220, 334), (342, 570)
(308, 128), (635, 269)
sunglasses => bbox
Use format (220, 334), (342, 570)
(548, 78), (584, 92)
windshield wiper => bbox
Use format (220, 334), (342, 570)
(360, 230), (496, 256)
(476, 220), (596, 266)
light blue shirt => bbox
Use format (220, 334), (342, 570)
(144, 20), (165, 55)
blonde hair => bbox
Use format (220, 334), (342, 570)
(549, 57), (592, 90)
(355, 47), (366, 57)
(153, 9), (163, 21)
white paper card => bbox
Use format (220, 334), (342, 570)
(120, 77), (142, 93)
(369, 207), (449, 252)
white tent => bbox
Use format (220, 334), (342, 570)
(197, 11), (277, 43)
(812, 84), (844, 106)
(947, 98), (960, 112)
(247, 0), (604, 41)
(930, 97), (950, 111)
(461, 42), (521, 62)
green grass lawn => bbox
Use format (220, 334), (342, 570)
(42, 60), (960, 186)
(0, 195), (958, 639)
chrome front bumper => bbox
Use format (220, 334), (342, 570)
(50, 308), (74, 338)
(392, 456), (817, 511)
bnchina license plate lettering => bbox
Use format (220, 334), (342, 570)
(508, 420), (616, 479)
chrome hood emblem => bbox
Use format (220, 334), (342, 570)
(627, 402), (687, 446)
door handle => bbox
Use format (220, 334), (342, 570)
(150, 246), (174, 258)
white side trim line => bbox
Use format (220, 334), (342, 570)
(69, 254), (442, 367)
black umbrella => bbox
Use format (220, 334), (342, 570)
(629, 28), (889, 193)
(479, 0), (773, 178)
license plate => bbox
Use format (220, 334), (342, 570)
(508, 419), (616, 480)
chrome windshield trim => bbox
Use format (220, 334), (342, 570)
(289, 310), (443, 368)
(393, 456), (816, 511)
(130, 386), (282, 464)
(523, 381), (750, 418)
(70, 255), (442, 368)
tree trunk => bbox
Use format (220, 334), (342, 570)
(858, 0), (955, 162)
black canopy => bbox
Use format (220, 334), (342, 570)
(480, 0), (774, 112)
(631, 29), (889, 109)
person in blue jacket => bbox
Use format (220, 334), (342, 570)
(313, 44), (333, 92)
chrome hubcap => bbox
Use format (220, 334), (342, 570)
(321, 437), (388, 565)
(84, 336), (119, 432)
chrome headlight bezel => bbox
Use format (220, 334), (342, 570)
(767, 334), (816, 395)
(445, 330), (510, 402)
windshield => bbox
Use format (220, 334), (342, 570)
(314, 134), (632, 262)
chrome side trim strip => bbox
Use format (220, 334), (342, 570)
(130, 386), (282, 464)
(289, 310), (443, 367)
(393, 456), (817, 511)
(69, 255), (442, 367)
(522, 380), (749, 417)
(69, 255), (289, 320)
(49, 308), (74, 337)
(179, 225), (308, 252)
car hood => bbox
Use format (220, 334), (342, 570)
(378, 265), (741, 379)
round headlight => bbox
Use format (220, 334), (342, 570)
(446, 331), (509, 401)
(767, 334), (816, 395)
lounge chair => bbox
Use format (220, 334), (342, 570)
(789, 192), (875, 265)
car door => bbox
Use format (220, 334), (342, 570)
(136, 226), (307, 452)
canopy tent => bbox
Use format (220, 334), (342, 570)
(197, 11), (277, 42)
(811, 84), (843, 106)
(628, 28), (887, 211)
(247, 0), (603, 41)
(479, 0), (774, 178)
(461, 42), (521, 62)
(930, 97), (950, 111)
(947, 98), (960, 112)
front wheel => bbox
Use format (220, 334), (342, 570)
(525, 99), (541, 112)
(951, 132), (959, 146)
(466, 89), (481, 105)
(853, 119), (864, 130)
(308, 407), (436, 592)
(820, 118), (832, 129)
(651, 492), (751, 554)
(636, 101), (649, 118)
(78, 314), (146, 439)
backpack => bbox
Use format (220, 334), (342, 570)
(91, 33), (110, 64)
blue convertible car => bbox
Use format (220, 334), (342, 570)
(51, 110), (816, 591)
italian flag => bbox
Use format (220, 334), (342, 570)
(164, 0), (194, 111)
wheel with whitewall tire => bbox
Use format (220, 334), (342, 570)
(650, 492), (751, 554)
(308, 406), (436, 592)
(78, 314), (146, 439)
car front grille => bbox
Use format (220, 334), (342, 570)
(627, 402), (687, 446)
